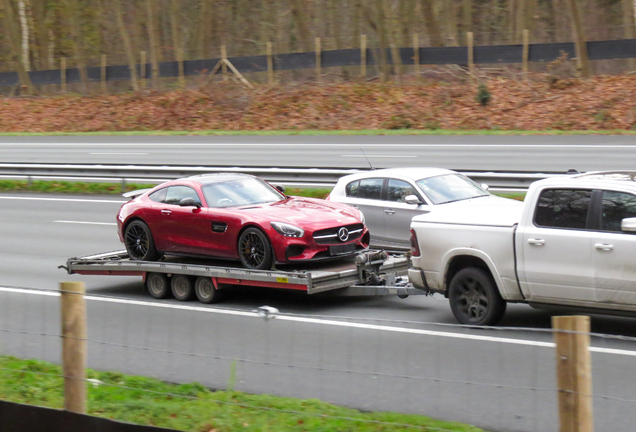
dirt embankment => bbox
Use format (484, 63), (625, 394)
(1, 74), (635, 132)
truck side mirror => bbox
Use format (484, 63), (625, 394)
(621, 217), (636, 232)
(481, 183), (490, 191)
(179, 197), (201, 208)
(405, 195), (422, 205)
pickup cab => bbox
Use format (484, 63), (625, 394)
(408, 171), (636, 325)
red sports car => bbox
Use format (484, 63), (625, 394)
(117, 173), (369, 269)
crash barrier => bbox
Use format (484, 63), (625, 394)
(1, 38), (636, 87)
(2, 284), (635, 432)
(0, 163), (553, 192)
(0, 400), (176, 432)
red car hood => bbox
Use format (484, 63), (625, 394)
(237, 197), (361, 228)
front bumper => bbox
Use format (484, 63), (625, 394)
(273, 229), (371, 263)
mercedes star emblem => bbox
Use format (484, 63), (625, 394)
(338, 227), (349, 242)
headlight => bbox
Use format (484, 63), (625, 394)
(270, 222), (305, 238)
(358, 210), (365, 224)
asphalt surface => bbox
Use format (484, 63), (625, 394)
(2, 135), (636, 172)
(2, 193), (636, 432)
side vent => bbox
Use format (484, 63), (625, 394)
(211, 222), (228, 233)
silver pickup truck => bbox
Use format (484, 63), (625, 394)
(408, 171), (636, 325)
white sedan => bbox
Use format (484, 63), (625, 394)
(327, 167), (503, 249)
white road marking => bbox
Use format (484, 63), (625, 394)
(89, 152), (149, 155)
(0, 196), (125, 204)
(1, 286), (634, 357)
(1, 142), (636, 149)
(341, 154), (417, 158)
(54, 220), (117, 226)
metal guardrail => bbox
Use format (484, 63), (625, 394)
(0, 163), (563, 192)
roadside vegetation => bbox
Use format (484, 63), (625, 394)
(0, 356), (484, 432)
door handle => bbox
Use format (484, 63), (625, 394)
(527, 238), (545, 246)
(595, 243), (614, 251)
(161, 209), (172, 215)
(384, 209), (396, 215)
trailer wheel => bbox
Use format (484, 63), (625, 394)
(146, 273), (170, 299)
(124, 220), (160, 261)
(238, 227), (273, 270)
(171, 275), (194, 301)
(195, 277), (223, 304)
(448, 267), (506, 326)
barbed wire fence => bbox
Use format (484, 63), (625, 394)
(2, 284), (636, 431)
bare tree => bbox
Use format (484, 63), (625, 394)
(565, 0), (589, 77)
(421, 0), (444, 47)
(63, 0), (89, 93)
(113, 0), (139, 90)
(623, 0), (636, 70)
(2, 0), (33, 93)
(290, 0), (312, 51)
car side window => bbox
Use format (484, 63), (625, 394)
(165, 186), (201, 206)
(357, 178), (383, 200)
(387, 179), (419, 203)
(345, 180), (360, 197)
(148, 188), (167, 203)
(534, 188), (592, 230)
(601, 190), (636, 233)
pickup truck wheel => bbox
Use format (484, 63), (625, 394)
(449, 267), (506, 326)
(146, 273), (170, 299)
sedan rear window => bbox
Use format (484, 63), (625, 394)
(416, 174), (489, 205)
(357, 178), (383, 200)
(202, 177), (284, 208)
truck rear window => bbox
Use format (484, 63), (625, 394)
(534, 189), (592, 229)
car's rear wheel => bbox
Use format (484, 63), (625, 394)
(171, 275), (194, 301)
(238, 227), (273, 270)
(124, 220), (160, 261)
(146, 273), (170, 299)
(448, 267), (506, 326)
(194, 277), (224, 304)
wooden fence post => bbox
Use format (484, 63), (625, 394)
(522, 29), (529, 81)
(467, 32), (475, 81)
(413, 33), (420, 79)
(60, 57), (66, 93)
(221, 45), (227, 82)
(61, 281), (87, 414)
(140, 50), (146, 89)
(266, 42), (274, 84)
(177, 48), (185, 87)
(100, 54), (107, 94)
(360, 34), (367, 78)
(315, 37), (321, 83)
(553, 315), (594, 432)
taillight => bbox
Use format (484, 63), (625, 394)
(410, 229), (421, 257)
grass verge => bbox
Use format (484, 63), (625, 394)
(0, 129), (634, 136)
(0, 356), (484, 432)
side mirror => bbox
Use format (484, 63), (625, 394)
(621, 217), (636, 232)
(275, 184), (286, 193)
(179, 197), (201, 208)
(405, 195), (422, 205)
(481, 183), (490, 191)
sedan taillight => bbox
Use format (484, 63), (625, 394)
(410, 229), (421, 257)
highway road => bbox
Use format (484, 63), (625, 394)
(2, 135), (636, 172)
(2, 192), (636, 432)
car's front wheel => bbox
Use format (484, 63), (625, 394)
(448, 267), (506, 326)
(238, 227), (273, 270)
(124, 220), (160, 261)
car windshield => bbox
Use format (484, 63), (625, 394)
(202, 178), (284, 208)
(416, 174), (490, 205)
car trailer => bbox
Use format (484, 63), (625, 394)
(61, 250), (429, 303)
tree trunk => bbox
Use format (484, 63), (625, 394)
(145, 0), (160, 87)
(623, 0), (636, 70)
(421, 0), (444, 47)
(462, 0), (472, 43)
(113, 0), (139, 90)
(63, 0), (89, 93)
(290, 0), (312, 52)
(17, 0), (29, 70)
(197, 0), (211, 59)
(565, 0), (589, 77)
(170, 0), (182, 59)
(2, 0), (33, 93)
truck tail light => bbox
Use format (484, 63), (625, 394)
(410, 229), (421, 257)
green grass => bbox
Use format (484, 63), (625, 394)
(0, 356), (485, 432)
(0, 129), (634, 136)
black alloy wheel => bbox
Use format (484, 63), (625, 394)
(146, 273), (170, 299)
(238, 227), (273, 270)
(195, 276), (224, 304)
(448, 267), (506, 326)
(124, 220), (160, 261)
